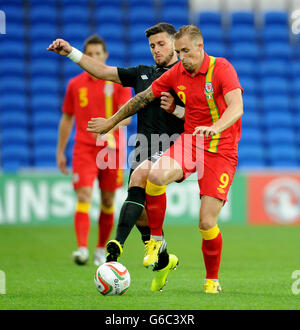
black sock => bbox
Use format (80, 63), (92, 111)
(136, 225), (151, 244)
(154, 250), (169, 271)
(115, 186), (145, 246)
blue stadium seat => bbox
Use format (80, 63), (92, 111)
(97, 24), (124, 43)
(264, 42), (292, 61)
(161, 0), (188, 8)
(0, 77), (26, 93)
(31, 77), (59, 95)
(161, 8), (189, 28)
(264, 112), (293, 128)
(33, 146), (57, 168)
(232, 60), (255, 77)
(31, 59), (59, 78)
(0, 41), (26, 59)
(262, 25), (290, 43)
(62, 5), (90, 24)
(30, 5), (57, 24)
(130, 42), (153, 61)
(291, 62), (300, 79)
(0, 59), (26, 76)
(292, 78), (300, 96)
(241, 112), (261, 128)
(239, 127), (263, 145)
(128, 6), (156, 26)
(5, 22), (25, 41)
(268, 145), (298, 167)
(197, 11), (222, 26)
(62, 60), (84, 81)
(228, 26), (257, 43)
(31, 41), (59, 60)
(231, 42), (260, 61)
(243, 95), (258, 112)
(258, 60), (289, 78)
(200, 25), (224, 43)
(105, 41), (127, 62)
(238, 144), (266, 166)
(264, 11), (288, 26)
(2, 4), (24, 23)
(262, 95), (290, 112)
(1, 145), (30, 167)
(0, 94), (26, 112)
(265, 128), (296, 145)
(96, 7), (123, 25)
(33, 129), (58, 147)
(261, 77), (289, 95)
(31, 95), (60, 112)
(238, 76), (256, 95)
(1, 128), (29, 145)
(0, 112), (28, 129)
(204, 42), (226, 58)
(231, 11), (255, 27)
(32, 112), (60, 129)
(128, 24), (151, 43)
(30, 23), (58, 42)
(61, 23), (92, 42)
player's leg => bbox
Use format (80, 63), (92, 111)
(94, 189), (116, 266)
(115, 160), (151, 246)
(144, 155), (183, 267)
(198, 151), (237, 293)
(72, 143), (98, 265)
(199, 195), (223, 293)
(73, 186), (93, 265)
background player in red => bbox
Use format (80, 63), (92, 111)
(56, 35), (132, 266)
(86, 25), (244, 293)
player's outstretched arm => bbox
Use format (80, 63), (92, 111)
(87, 85), (156, 134)
(47, 38), (121, 84)
(193, 88), (243, 137)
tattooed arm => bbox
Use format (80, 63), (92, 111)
(87, 85), (156, 134)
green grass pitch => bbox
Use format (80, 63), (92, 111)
(0, 224), (300, 310)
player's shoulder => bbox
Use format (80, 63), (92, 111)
(214, 56), (232, 68)
(67, 72), (87, 87)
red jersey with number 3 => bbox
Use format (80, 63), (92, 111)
(62, 72), (132, 147)
(151, 52), (243, 156)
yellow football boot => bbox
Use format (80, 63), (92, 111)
(151, 254), (179, 292)
(204, 279), (222, 294)
(143, 238), (166, 267)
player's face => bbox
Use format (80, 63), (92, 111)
(148, 32), (176, 67)
(85, 43), (108, 63)
(175, 35), (204, 74)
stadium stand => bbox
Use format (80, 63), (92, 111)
(0, 0), (299, 171)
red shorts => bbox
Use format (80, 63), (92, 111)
(72, 141), (123, 191)
(162, 133), (238, 201)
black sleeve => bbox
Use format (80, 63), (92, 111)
(117, 66), (138, 88)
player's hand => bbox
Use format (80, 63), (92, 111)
(56, 152), (68, 175)
(193, 126), (220, 138)
(87, 117), (113, 134)
(47, 39), (72, 56)
(160, 92), (176, 113)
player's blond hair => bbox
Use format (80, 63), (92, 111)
(174, 25), (204, 42)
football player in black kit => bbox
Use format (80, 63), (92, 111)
(48, 23), (185, 291)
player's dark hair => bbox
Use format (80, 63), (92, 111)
(145, 22), (177, 38)
(84, 34), (107, 53)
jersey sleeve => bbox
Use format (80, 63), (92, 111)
(216, 59), (244, 96)
(151, 66), (175, 98)
(114, 85), (132, 113)
(62, 80), (75, 115)
(117, 66), (138, 87)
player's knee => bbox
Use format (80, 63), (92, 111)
(76, 188), (92, 204)
(199, 216), (216, 231)
(101, 192), (115, 209)
(129, 170), (148, 188)
(147, 169), (166, 186)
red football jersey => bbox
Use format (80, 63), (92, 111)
(152, 52), (243, 156)
(62, 72), (132, 147)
